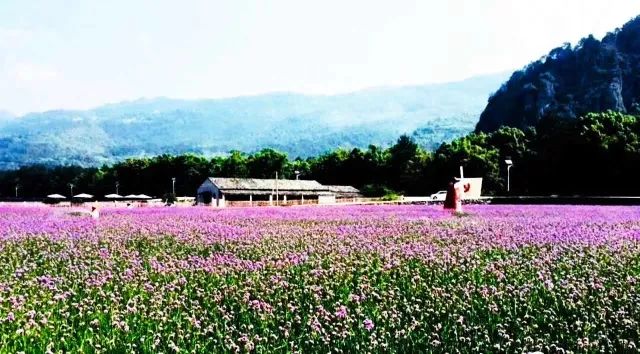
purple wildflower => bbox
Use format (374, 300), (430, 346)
(363, 319), (374, 331)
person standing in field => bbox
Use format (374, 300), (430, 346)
(443, 178), (464, 213)
(443, 180), (456, 210)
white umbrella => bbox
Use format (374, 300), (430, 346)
(135, 194), (152, 199)
(105, 194), (123, 199)
(73, 193), (93, 199)
(47, 194), (66, 199)
(124, 194), (138, 199)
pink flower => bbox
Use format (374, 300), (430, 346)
(335, 305), (348, 319)
(363, 319), (374, 331)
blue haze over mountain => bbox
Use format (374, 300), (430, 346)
(0, 111), (13, 121)
(0, 73), (508, 169)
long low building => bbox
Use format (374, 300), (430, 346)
(326, 185), (362, 198)
(197, 177), (338, 207)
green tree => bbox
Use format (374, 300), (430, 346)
(387, 135), (426, 193)
(430, 133), (501, 195)
(221, 151), (249, 178)
(247, 149), (290, 179)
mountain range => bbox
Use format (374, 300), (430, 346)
(0, 73), (508, 169)
(4, 14), (640, 169)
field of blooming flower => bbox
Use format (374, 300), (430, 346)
(0, 204), (639, 353)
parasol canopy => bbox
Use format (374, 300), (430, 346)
(47, 194), (66, 199)
(73, 193), (93, 199)
(105, 194), (123, 199)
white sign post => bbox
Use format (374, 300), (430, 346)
(454, 166), (464, 212)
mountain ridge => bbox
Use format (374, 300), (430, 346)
(476, 15), (640, 132)
(6, 72), (509, 117)
(0, 72), (509, 169)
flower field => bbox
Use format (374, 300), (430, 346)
(0, 204), (639, 353)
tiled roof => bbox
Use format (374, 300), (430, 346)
(326, 185), (361, 193)
(209, 177), (330, 192)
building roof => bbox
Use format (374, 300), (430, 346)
(208, 177), (330, 192)
(222, 190), (334, 196)
(326, 185), (361, 194)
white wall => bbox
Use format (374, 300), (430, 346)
(318, 195), (336, 205)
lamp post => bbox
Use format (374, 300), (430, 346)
(15, 184), (19, 198)
(69, 183), (74, 198)
(115, 181), (120, 195)
(294, 170), (300, 180)
(505, 159), (513, 193)
(171, 177), (176, 196)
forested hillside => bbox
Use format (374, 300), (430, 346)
(3, 111), (639, 198)
(0, 73), (507, 169)
(476, 16), (640, 132)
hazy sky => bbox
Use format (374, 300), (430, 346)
(1, 0), (639, 115)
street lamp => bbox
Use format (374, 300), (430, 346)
(171, 177), (176, 196)
(294, 170), (301, 180)
(505, 159), (513, 193)
(69, 183), (74, 197)
(15, 184), (19, 198)
(115, 181), (120, 195)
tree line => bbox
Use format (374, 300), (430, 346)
(1, 111), (639, 199)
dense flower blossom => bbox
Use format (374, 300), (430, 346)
(0, 204), (638, 352)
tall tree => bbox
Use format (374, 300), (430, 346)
(247, 149), (290, 179)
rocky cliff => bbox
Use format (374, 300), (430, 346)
(476, 16), (640, 132)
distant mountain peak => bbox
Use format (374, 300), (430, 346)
(476, 15), (640, 132)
